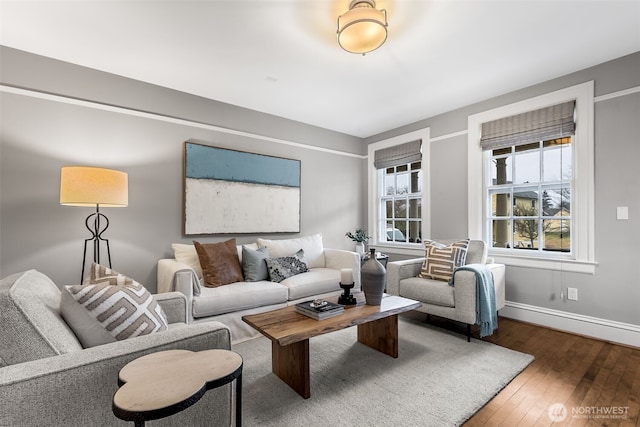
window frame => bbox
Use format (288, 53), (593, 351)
(368, 128), (430, 255)
(487, 138), (573, 254)
(381, 161), (424, 245)
(468, 82), (596, 273)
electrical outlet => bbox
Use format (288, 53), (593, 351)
(567, 287), (578, 301)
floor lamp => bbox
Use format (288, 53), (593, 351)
(60, 166), (128, 283)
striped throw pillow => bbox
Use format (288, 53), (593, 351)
(418, 239), (470, 282)
(61, 264), (168, 347)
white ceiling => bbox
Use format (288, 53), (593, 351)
(1, 0), (639, 138)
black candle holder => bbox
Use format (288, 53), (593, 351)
(338, 282), (357, 305)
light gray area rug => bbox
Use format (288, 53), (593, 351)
(233, 317), (534, 427)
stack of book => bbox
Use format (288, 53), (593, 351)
(295, 300), (344, 320)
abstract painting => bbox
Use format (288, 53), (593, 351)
(183, 142), (301, 234)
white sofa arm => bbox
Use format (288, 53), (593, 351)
(386, 258), (424, 295)
(449, 269), (480, 325)
(157, 259), (201, 322)
(157, 259), (198, 294)
(324, 248), (361, 289)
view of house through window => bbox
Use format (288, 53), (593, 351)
(381, 161), (422, 244)
(488, 136), (572, 253)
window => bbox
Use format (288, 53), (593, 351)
(382, 161), (423, 244)
(368, 129), (430, 252)
(468, 82), (595, 273)
(488, 137), (572, 253)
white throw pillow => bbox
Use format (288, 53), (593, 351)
(257, 233), (324, 269)
(172, 243), (203, 279)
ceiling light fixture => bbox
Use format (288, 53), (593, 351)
(337, 0), (388, 55)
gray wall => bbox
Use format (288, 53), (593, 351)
(0, 47), (367, 292)
(2, 45), (639, 331)
(366, 52), (640, 327)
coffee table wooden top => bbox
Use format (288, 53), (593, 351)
(242, 293), (421, 347)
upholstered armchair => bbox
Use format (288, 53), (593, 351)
(386, 240), (505, 341)
(0, 269), (234, 426)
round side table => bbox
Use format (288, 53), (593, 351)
(112, 349), (243, 427)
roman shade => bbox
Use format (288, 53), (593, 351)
(480, 101), (576, 151)
(374, 140), (422, 169)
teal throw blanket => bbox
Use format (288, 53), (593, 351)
(449, 264), (498, 338)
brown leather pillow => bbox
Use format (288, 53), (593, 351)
(193, 239), (244, 287)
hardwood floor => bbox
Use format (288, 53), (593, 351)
(404, 313), (640, 426)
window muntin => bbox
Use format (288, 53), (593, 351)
(487, 137), (572, 254)
(380, 161), (422, 244)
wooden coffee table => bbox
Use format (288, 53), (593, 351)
(242, 292), (420, 399)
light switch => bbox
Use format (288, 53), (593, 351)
(617, 206), (629, 220)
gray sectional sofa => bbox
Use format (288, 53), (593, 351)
(0, 269), (234, 426)
(157, 233), (361, 343)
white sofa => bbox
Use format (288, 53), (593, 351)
(157, 234), (361, 343)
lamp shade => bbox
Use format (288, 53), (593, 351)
(60, 166), (128, 207)
(337, 0), (388, 55)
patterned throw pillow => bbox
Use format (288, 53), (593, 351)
(60, 263), (168, 348)
(265, 249), (309, 283)
(418, 239), (470, 282)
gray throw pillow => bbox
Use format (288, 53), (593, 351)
(265, 249), (309, 283)
(242, 245), (270, 282)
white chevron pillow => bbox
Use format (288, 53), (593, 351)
(60, 263), (168, 348)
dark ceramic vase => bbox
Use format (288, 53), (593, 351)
(361, 248), (386, 305)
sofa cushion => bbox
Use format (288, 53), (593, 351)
(194, 239), (245, 287)
(399, 277), (455, 308)
(60, 264), (169, 348)
(0, 270), (82, 367)
(192, 281), (288, 318)
(281, 268), (341, 301)
(242, 245), (270, 282)
(257, 233), (325, 269)
(419, 239), (470, 282)
(266, 249), (309, 283)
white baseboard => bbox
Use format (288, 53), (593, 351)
(500, 301), (640, 348)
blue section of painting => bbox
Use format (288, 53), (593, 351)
(185, 143), (300, 187)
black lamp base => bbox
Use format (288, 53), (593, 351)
(338, 282), (357, 305)
(81, 208), (112, 283)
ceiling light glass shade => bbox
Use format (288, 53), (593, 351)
(337, 0), (388, 55)
(60, 166), (128, 207)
